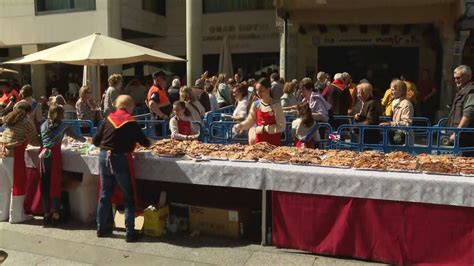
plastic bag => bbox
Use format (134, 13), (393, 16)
(143, 205), (169, 237)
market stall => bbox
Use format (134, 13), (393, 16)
(16, 140), (474, 265)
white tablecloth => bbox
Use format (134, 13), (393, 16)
(135, 157), (265, 190)
(23, 150), (474, 208)
(25, 149), (99, 175)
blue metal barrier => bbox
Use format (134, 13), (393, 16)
(208, 120), (334, 148)
(208, 121), (243, 144)
(376, 116), (432, 140)
(333, 115), (355, 126)
(136, 119), (203, 141)
(208, 121), (289, 145)
(336, 124), (474, 155)
(216, 105), (235, 114)
(316, 123), (334, 149)
(63, 119), (95, 136)
(285, 113), (296, 123)
(379, 116), (431, 127)
(136, 119), (169, 139)
(435, 118), (448, 127)
(134, 113), (152, 120)
(337, 125), (386, 152)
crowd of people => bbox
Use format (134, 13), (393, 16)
(0, 63), (472, 242)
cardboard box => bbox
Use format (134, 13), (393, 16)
(114, 211), (144, 231)
(168, 203), (190, 234)
(188, 205), (248, 239)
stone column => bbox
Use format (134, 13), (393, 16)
(22, 44), (47, 99)
(106, 0), (122, 77)
(279, 19), (297, 80)
(279, 21), (286, 79)
(438, 24), (456, 114)
(287, 31), (297, 80)
(313, 41), (319, 76)
(454, 30), (471, 67)
(186, 0), (203, 86)
(30, 65), (47, 99)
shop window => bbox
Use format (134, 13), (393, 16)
(203, 0), (273, 13)
(142, 0), (166, 16)
(35, 0), (96, 14)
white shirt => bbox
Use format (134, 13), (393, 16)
(233, 99), (249, 119)
(103, 86), (121, 116)
(169, 116), (200, 140)
(291, 118), (320, 142)
(185, 100), (205, 122)
(208, 93), (219, 111)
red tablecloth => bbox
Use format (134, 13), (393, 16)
(272, 191), (474, 265)
(24, 168), (43, 215)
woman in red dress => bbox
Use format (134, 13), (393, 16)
(234, 78), (286, 146)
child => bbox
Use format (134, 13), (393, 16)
(169, 101), (200, 141)
(39, 104), (86, 226)
(292, 103), (320, 148)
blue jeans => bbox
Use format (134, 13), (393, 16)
(97, 150), (135, 234)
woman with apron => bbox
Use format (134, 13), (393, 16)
(169, 101), (200, 140)
(234, 78), (286, 146)
(39, 105), (86, 226)
(0, 102), (41, 223)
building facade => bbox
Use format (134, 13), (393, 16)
(274, 0), (469, 115)
(0, 0), (471, 115)
(0, 0), (279, 97)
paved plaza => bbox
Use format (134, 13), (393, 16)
(0, 218), (385, 265)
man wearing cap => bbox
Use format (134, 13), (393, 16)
(192, 79), (211, 112)
(0, 80), (20, 116)
(147, 71), (171, 119)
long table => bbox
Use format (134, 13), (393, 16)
(22, 150), (474, 264)
(24, 150), (474, 208)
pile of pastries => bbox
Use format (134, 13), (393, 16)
(385, 151), (418, 172)
(228, 143), (271, 161)
(321, 150), (357, 168)
(454, 157), (474, 175)
(352, 151), (386, 170)
(135, 139), (474, 176)
(417, 154), (458, 175)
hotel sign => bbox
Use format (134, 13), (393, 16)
(203, 23), (279, 42)
(201, 11), (280, 53)
(313, 35), (420, 47)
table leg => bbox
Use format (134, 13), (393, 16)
(261, 188), (267, 246)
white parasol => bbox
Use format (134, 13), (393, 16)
(3, 33), (185, 102)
